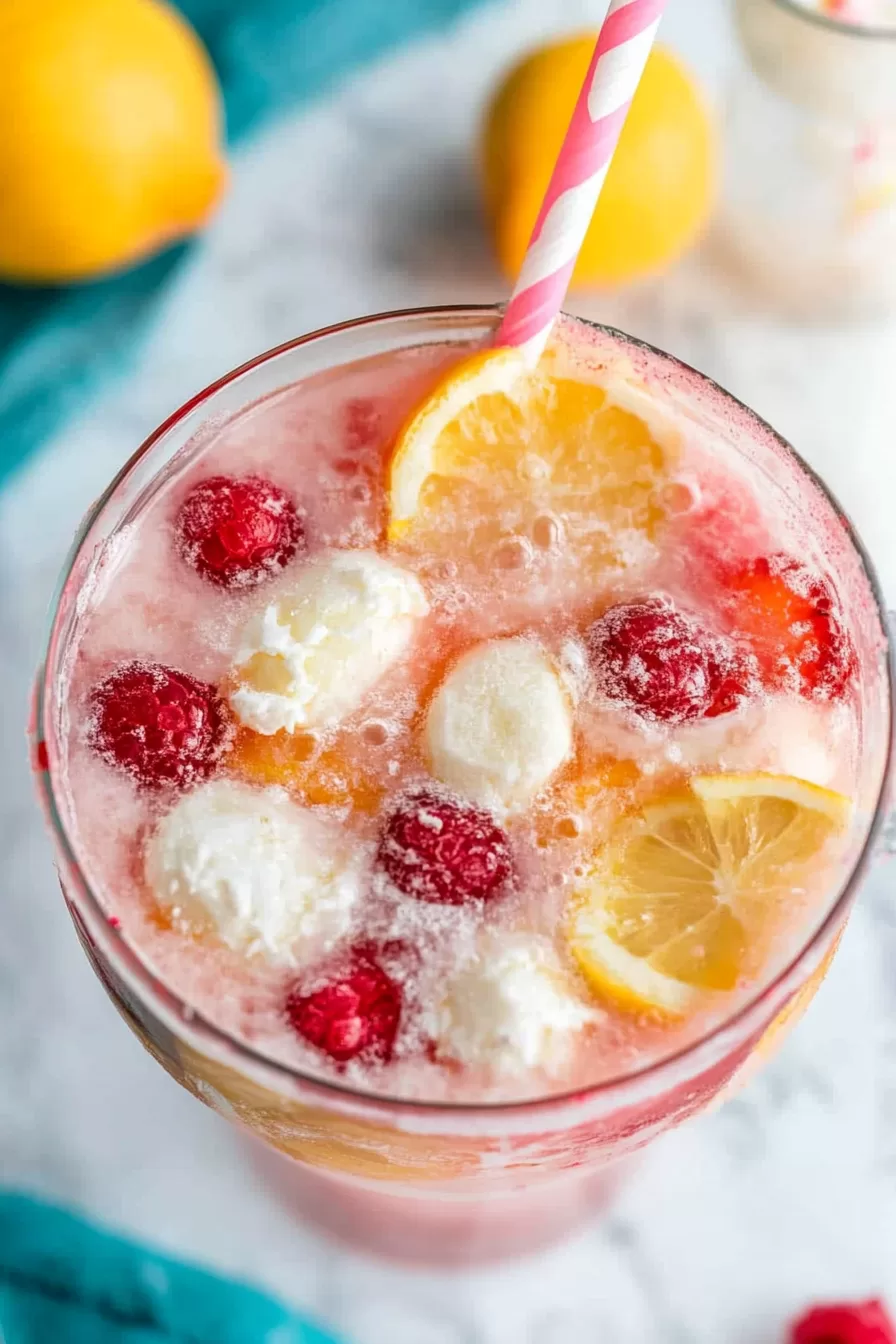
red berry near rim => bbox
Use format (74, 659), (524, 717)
(378, 789), (514, 906)
(706, 643), (760, 719)
(790, 1300), (896, 1344)
(176, 475), (304, 590)
(723, 554), (857, 701)
(587, 598), (754, 726)
(286, 951), (401, 1064)
(88, 662), (230, 789)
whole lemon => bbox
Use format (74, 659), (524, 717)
(482, 37), (715, 288)
(0, 0), (227, 284)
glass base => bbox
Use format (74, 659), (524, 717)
(254, 1144), (634, 1267)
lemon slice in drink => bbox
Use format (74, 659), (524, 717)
(388, 349), (526, 538)
(386, 348), (669, 570)
(567, 773), (852, 1017)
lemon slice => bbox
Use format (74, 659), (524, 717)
(386, 348), (669, 570)
(388, 349), (527, 538)
(567, 772), (852, 1017)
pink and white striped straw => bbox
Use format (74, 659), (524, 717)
(495, 0), (667, 363)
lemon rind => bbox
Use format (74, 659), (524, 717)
(691, 771), (852, 826)
(569, 898), (698, 1018)
(386, 347), (529, 536)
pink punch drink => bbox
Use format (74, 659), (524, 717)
(34, 309), (892, 1264)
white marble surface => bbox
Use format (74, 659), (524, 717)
(2, 0), (896, 1339)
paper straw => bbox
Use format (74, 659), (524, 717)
(495, 0), (667, 363)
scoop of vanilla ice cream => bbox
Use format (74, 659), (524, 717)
(429, 933), (596, 1076)
(229, 550), (428, 734)
(144, 780), (361, 962)
(425, 637), (573, 815)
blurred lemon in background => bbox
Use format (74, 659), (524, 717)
(481, 37), (716, 288)
(0, 0), (226, 284)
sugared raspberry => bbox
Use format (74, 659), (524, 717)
(88, 662), (230, 789)
(286, 950), (401, 1064)
(586, 598), (754, 725)
(377, 789), (514, 906)
(723, 554), (857, 701)
(706, 642), (761, 718)
(790, 1300), (896, 1344)
(176, 475), (303, 590)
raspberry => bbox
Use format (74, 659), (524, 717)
(706, 642), (760, 718)
(285, 950), (401, 1064)
(176, 475), (303, 590)
(586, 598), (754, 725)
(724, 554), (857, 701)
(790, 1300), (896, 1344)
(88, 662), (230, 789)
(377, 789), (514, 906)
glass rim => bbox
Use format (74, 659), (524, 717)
(770, 0), (896, 41)
(35, 302), (896, 1118)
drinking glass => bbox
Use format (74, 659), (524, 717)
(32, 306), (894, 1266)
(721, 0), (896, 316)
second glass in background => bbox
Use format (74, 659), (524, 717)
(720, 0), (896, 317)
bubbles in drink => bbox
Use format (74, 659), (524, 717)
(555, 815), (581, 839)
(531, 513), (562, 550)
(56, 315), (869, 1106)
(492, 536), (531, 570)
(660, 479), (698, 515)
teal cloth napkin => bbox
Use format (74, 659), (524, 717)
(0, 1192), (339, 1343)
(0, 0), (487, 488)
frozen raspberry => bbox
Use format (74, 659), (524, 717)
(724, 554), (857, 701)
(586, 598), (753, 725)
(286, 950), (401, 1064)
(790, 1300), (896, 1344)
(176, 475), (303, 590)
(88, 662), (230, 789)
(706, 642), (761, 718)
(377, 789), (514, 906)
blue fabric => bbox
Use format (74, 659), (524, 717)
(0, 1191), (340, 1343)
(0, 0), (487, 488)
